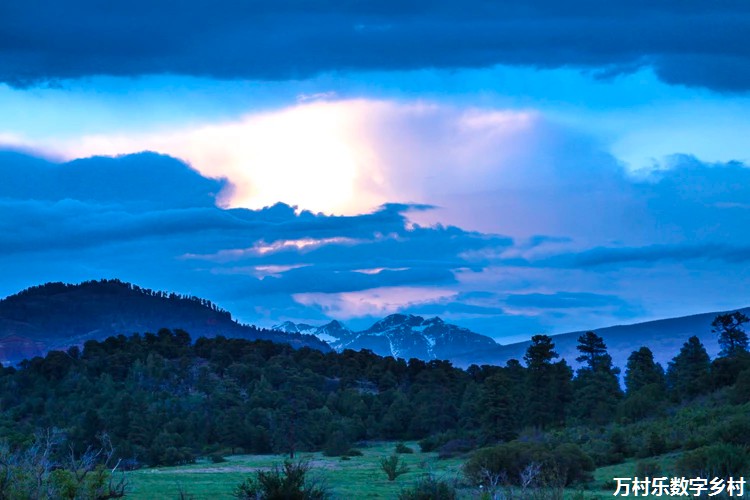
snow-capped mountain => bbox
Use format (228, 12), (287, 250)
(274, 314), (498, 360)
(272, 319), (356, 350)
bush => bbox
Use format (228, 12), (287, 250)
(714, 414), (750, 446)
(398, 475), (457, 500)
(323, 430), (352, 457)
(437, 439), (475, 459)
(635, 460), (661, 478)
(675, 444), (749, 478)
(636, 431), (667, 458)
(396, 442), (414, 454)
(209, 453), (227, 463)
(464, 441), (594, 488)
(380, 455), (410, 481)
(731, 369), (750, 404)
(418, 432), (459, 453)
(234, 460), (328, 499)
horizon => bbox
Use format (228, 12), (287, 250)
(3, 277), (747, 349)
(2, 1), (750, 344)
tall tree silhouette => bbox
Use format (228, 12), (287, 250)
(667, 336), (712, 400)
(571, 331), (622, 425)
(523, 335), (571, 429)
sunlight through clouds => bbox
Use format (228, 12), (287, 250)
(41, 99), (538, 217)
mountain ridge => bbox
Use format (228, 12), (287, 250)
(274, 313), (499, 360)
(0, 279), (330, 365)
(451, 307), (750, 371)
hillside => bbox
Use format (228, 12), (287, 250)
(0, 280), (330, 365)
(452, 307), (750, 370)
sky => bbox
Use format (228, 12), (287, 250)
(1, 0), (750, 342)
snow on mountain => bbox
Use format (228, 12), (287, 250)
(273, 314), (498, 361)
(272, 319), (355, 349)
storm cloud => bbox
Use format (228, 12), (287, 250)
(2, 146), (750, 338)
(1, 0), (749, 91)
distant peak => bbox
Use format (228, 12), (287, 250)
(272, 321), (315, 333)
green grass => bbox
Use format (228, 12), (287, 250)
(126, 443), (689, 499)
(126, 441), (466, 499)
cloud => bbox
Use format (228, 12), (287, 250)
(2, 129), (750, 339)
(0, 150), (228, 209)
(293, 286), (458, 319)
(0, 1), (748, 91)
(36, 99), (539, 217)
(0, 148), (517, 324)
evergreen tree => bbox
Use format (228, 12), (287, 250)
(713, 312), (750, 358)
(666, 336), (712, 400)
(624, 347), (665, 395)
(480, 371), (517, 443)
(571, 331), (622, 425)
(523, 335), (571, 429)
(618, 347), (667, 421)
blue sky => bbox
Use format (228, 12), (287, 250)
(1, 1), (749, 341)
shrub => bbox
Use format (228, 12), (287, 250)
(675, 444), (749, 478)
(418, 432), (459, 453)
(380, 455), (410, 481)
(398, 475), (457, 500)
(323, 430), (352, 457)
(437, 439), (475, 459)
(714, 414), (750, 446)
(636, 431), (667, 458)
(635, 460), (661, 478)
(731, 369), (750, 404)
(234, 460), (328, 499)
(464, 441), (594, 488)
(209, 453), (227, 464)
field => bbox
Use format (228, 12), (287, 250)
(127, 441), (466, 499)
(127, 441), (685, 499)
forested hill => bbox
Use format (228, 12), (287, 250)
(0, 280), (330, 364)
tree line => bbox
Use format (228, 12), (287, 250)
(0, 312), (748, 494)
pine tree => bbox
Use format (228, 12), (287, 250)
(666, 336), (712, 400)
(624, 346), (665, 395)
(571, 331), (622, 425)
(713, 312), (750, 358)
(524, 335), (572, 429)
(480, 371), (517, 443)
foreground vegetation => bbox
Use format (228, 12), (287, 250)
(1, 311), (749, 497)
(127, 441), (463, 499)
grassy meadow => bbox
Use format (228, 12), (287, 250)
(126, 441), (466, 499)
(126, 440), (684, 499)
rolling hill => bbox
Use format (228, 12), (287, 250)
(451, 307), (750, 371)
(0, 279), (330, 365)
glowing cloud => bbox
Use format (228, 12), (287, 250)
(293, 286), (457, 319)
(40, 99), (538, 217)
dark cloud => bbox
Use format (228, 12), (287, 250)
(0, 1), (748, 91)
(0, 149), (513, 312)
(0, 150), (227, 209)
(544, 243), (750, 269)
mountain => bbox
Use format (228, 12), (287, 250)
(0, 280), (331, 365)
(273, 319), (356, 350)
(451, 307), (750, 371)
(275, 313), (499, 360)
